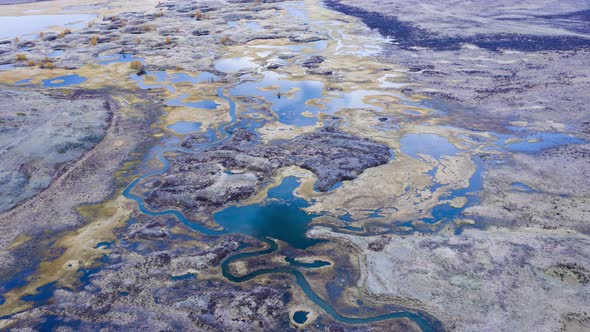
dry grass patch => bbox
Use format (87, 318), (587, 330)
(220, 36), (233, 45)
(58, 28), (72, 38)
(129, 60), (145, 72)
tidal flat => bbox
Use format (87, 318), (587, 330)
(0, 0), (588, 331)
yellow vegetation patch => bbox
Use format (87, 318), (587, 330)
(129, 60), (144, 71)
(8, 235), (32, 250)
(0, 196), (133, 317)
(258, 121), (319, 142)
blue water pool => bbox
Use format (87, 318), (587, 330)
(293, 311), (309, 324)
(213, 177), (322, 249)
(167, 122), (202, 135)
(506, 132), (584, 153)
(229, 71), (323, 126)
(0, 14), (96, 41)
(42, 74), (87, 88)
(166, 94), (219, 109)
(99, 53), (144, 65)
(286, 257), (331, 268)
(400, 133), (460, 159)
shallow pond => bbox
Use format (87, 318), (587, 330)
(215, 57), (258, 73)
(0, 14), (96, 40)
(228, 70), (407, 126)
(166, 95), (219, 109)
(512, 182), (537, 193)
(98, 53), (144, 65)
(505, 132), (584, 153)
(41, 74), (87, 88)
(423, 157), (484, 226)
(400, 133), (460, 159)
(167, 122), (202, 135)
(0, 64), (14, 71)
(229, 71), (323, 126)
(15, 78), (32, 84)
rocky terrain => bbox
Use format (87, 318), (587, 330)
(326, 0), (590, 132)
(465, 143), (590, 233)
(0, 87), (110, 212)
(0, 0), (310, 74)
(143, 127), (390, 215)
(5, 234), (294, 331)
(311, 226), (590, 332)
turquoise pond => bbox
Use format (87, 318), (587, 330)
(165, 71), (219, 84)
(213, 177), (322, 249)
(285, 257), (331, 268)
(169, 273), (197, 281)
(129, 74), (173, 91)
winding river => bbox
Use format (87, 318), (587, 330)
(120, 75), (444, 330)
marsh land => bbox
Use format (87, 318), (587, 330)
(0, 0), (588, 331)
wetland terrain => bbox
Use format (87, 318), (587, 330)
(0, 0), (589, 331)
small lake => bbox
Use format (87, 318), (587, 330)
(293, 310), (309, 324)
(213, 177), (322, 249)
(215, 57), (258, 73)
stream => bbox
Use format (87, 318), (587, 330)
(119, 74), (444, 330)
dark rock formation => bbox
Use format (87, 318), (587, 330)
(324, 0), (590, 52)
(302, 55), (325, 69)
(143, 128), (390, 213)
